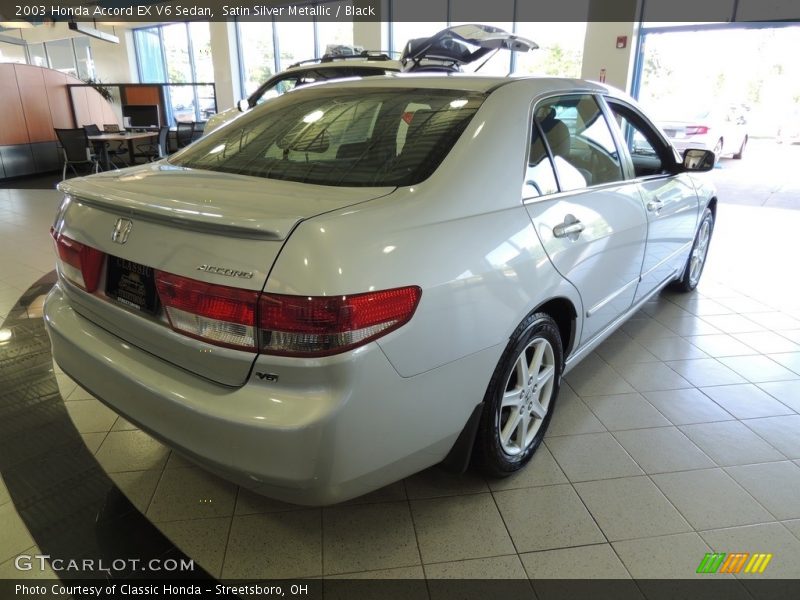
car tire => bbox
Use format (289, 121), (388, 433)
(712, 139), (723, 164)
(733, 136), (747, 159)
(474, 312), (563, 477)
(672, 207), (715, 293)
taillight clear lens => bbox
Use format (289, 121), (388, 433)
(53, 233), (104, 292)
(155, 271), (260, 351)
(258, 286), (422, 357)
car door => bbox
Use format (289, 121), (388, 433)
(523, 94), (648, 346)
(604, 98), (700, 303)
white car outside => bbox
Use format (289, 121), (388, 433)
(45, 75), (716, 505)
(655, 104), (749, 161)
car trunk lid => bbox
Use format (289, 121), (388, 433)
(54, 164), (395, 386)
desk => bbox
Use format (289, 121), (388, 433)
(88, 132), (158, 170)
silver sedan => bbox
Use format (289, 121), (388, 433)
(45, 75), (716, 504)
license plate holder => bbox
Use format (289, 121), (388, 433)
(105, 256), (159, 314)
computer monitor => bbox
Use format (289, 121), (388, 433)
(122, 105), (160, 128)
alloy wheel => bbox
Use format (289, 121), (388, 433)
(689, 216), (712, 287)
(498, 337), (556, 455)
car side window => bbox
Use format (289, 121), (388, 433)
(607, 101), (674, 178)
(524, 123), (559, 198)
(535, 95), (623, 191)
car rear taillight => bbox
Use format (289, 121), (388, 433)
(684, 126), (709, 136)
(155, 271), (260, 351)
(52, 232), (104, 292)
(258, 286), (422, 357)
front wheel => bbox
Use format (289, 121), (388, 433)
(474, 313), (563, 477)
(712, 139), (723, 165)
(672, 207), (715, 292)
(733, 136), (747, 159)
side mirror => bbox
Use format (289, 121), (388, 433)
(237, 98), (249, 113)
(682, 149), (715, 172)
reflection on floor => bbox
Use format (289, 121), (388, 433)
(1, 186), (800, 586)
(0, 289), (212, 580)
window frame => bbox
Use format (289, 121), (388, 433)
(522, 116), (560, 200)
(525, 92), (627, 197)
(601, 96), (682, 182)
(132, 22), (213, 124)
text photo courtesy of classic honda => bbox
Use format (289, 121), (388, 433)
(44, 73), (717, 505)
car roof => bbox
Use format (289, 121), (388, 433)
(282, 59), (403, 75)
(288, 73), (614, 95)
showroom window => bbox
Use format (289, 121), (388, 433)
(389, 1), (584, 77)
(133, 22), (215, 124)
(237, 21), (277, 97)
(1, 37), (96, 78)
(315, 0), (355, 56)
(26, 42), (48, 67)
(514, 22), (586, 78)
(0, 41), (27, 64)
(236, 1), (359, 99)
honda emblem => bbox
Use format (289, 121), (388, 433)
(111, 218), (133, 244)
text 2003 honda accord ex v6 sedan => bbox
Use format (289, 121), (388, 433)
(44, 75), (717, 504)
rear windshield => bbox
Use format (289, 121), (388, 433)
(170, 87), (485, 187)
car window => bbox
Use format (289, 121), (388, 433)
(171, 87), (485, 187)
(524, 123), (559, 198)
(535, 95), (623, 191)
(607, 101), (674, 178)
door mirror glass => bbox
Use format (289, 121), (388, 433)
(237, 98), (249, 112)
(683, 149), (715, 172)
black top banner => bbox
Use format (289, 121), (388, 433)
(0, 0), (798, 23)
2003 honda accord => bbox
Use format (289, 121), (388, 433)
(44, 74), (716, 504)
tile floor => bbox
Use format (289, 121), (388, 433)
(2, 179), (800, 583)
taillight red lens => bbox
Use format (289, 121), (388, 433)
(155, 271), (259, 351)
(258, 286), (422, 357)
(54, 233), (104, 292)
(684, 126), (709, 136)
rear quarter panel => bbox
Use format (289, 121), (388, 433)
(265, 82), (583, 377)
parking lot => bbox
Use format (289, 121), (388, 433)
(712, 138), (800, 210)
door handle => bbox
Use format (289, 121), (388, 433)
(647, 199), (664, 212)
(553, 217), (585, 239)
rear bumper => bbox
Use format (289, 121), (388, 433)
(44, 283), (492, 505)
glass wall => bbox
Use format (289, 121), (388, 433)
(514, 22), (586, 78)
(237, 22), (276, 97)
(0, 42), (27, 64)
(73, 37), (94, 79)
(133, 22), (215, 124)
(276, 22), (316, 71)
(236, 1), (363, 100)
(45, 39), (76, 75)
(316, 1), (355, 56)
(0, 37), (97, 78)
(26, 43), (47, 67)
(133, 27), (167, 83)
(389, 0), (586, 78)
